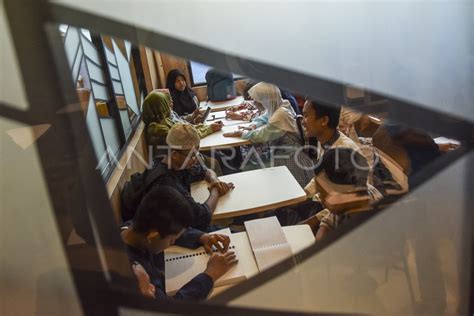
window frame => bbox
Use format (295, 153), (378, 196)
(62, 26), (147, 181)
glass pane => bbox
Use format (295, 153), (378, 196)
(80, 35), (101, 65)
(119, 109), (132, 138)
(81, 28), (92, 42)
(100, 117), (121, 157)
(91, 81), (109, 101)
(71, 47), (83, 83)
(112, 80), (124, 95)
(0, 117), (83, 315)
(63, 27), (80, 67)
(104, 45), (117, 66)
(112, 39), (139, 115)
(52, 0), (474, 120)
(109, 64), (120, 81)
(49, 16), (472, 315)
(85, 93), (108, 173)
(86, 59), (107, 84)
(229, 151), (472, 315)
(124, 40), (132, 61)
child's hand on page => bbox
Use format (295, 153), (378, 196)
(200, 233), (230, 253)
(204, 251), (238, 282)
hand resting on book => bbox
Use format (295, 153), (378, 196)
(204, 251), (238, 282)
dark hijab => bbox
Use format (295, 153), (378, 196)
(165, 69), (198, 116)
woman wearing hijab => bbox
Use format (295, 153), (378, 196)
(142, 91), (222, 157)
(166, 69), (199, 116)
(223, 82), (314, 187)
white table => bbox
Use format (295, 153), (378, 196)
(205, 110), (250, 126)
(199, 123), (251, 151)
(200, 96), (245, 112)
(191, 166), (307, 219)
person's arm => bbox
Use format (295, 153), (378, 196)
(204, 168), (219, 184)
(171, 186), (212, 231)
(203, 186), (220, 214)
(251, 113), (269, 128)
(193, 124), (214, 138)
(152, 272), (214, 302)
(304, 178), (317, 198)
(203, 169), (234, 207)
(165, 251), (237, 301)
(229, 109), (259, 122)
(241, 123), (286, 143)
(175, 228), (205, 249)
(188, 165), (233, 217)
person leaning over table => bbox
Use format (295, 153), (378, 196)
(226, 80), (300, 121)
(223, 82), (314, 188)
(150, 123), (234, 231)
(142, 90), (225, 174)
(142, 91), (223, 156)
(122, 185), (237, 301)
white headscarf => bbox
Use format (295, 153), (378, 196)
(248, 82), (297, 132)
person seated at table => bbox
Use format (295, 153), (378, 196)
(166, 69), (200, 116)
(301, 99), (362, 196)
(142, 91), (223, 157)
(227, 80), (299, 121)
(372, 122), (458, 186)
(223, 82), (314, 187)
(151, 123), (234, 231)
(224, 80), (264, 121)
(244, 80), (300, 114)
(156, 88), (208, 125)
(122, 185), (237, 302)
(294, 99), (366, 230)
(311, 147), (382, 241)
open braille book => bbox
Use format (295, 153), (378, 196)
(165, 228), (252, 295)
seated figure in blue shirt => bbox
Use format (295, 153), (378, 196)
(121, 185), (237, 301)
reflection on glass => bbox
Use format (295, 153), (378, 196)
(54, 26), (469, 315)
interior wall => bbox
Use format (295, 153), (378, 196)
(142, 47), (159, 91)
(149, 50), (248, 101)
(159, 52), (191, 86)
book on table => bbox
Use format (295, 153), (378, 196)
(164, 217), (300, 295)
(164, 229), (252, 295)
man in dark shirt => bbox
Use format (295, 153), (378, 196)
(155, 123), (234, 231)
(121, 185), (237, 301)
